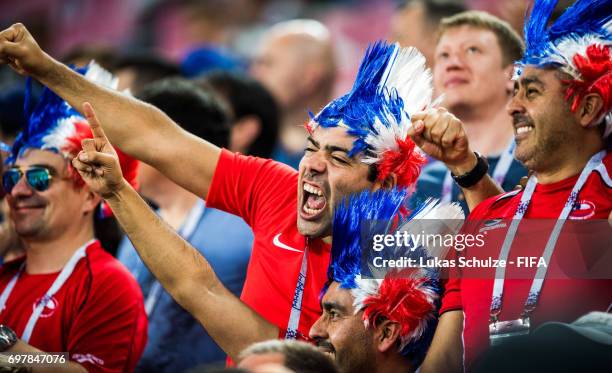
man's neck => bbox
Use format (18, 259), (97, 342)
(452, 100), (515, 157)
(375, 354), (414, 373)
(147, 181), (200, 231)
(535, 141), (605, 184)
(24, 226), (94, 274)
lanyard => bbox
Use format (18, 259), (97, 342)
(441, 140), (515, 203)
(0, 239), (95, 342)
(144, 199), (206, 315)
(490, 150), (605, 319)
(285, 245), (308, 340)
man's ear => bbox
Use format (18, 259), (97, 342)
(577, 93), (604, 128)
(374, 319), (402, 353)
(81, 188), (103, 215)
(230, 116), (261, 153)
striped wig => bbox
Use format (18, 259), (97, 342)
(307, 42), (437, 187)
(5, 62), (139, 192)
(326, 188), (463, 367)
(516, 0), (612, 137)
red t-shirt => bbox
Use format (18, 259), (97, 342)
(207, 150), (330, 339)
(440, 151), (612, 370)
(0, 241), (147, 372)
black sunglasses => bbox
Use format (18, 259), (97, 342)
(2, 167), (54, 194)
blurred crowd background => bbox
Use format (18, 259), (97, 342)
(0, 0), (555, 150)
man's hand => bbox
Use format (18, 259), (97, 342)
(409, 108), (477, 175)
(71, 103), (126, 199)
(0, 23), (53, 78)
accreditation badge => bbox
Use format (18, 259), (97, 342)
(489, 316), (530, 346)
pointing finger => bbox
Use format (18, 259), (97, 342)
(83, 102), (109, 143)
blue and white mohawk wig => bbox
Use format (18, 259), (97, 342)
(517, 0), (612, 137)
(327, 189), (463, 367)
(307, 42), (435, 187)
(5, 62), (139, 192)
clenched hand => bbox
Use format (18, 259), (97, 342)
(0, 23), (54, 78)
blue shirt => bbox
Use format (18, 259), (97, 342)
(117, 200), (253, 372)
(413, 155), (528, 216)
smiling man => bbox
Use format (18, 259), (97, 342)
(428, 0), (612, 370)
(0, 64), (146, 372)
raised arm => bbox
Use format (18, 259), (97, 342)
(419, 310), (464, 373)
(410, 108), (503, 211)
(71, 103), (278, 360)
(0, 23), (219, 198)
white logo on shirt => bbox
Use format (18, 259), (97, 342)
(273, 234), (304, 253)
(33, 296), (58, 318)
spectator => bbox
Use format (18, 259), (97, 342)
(238, 340), (338, 373)
(199, 71), (280, 158)
(250, 19), (336, 169)
(415, 10), (528, 215)
(0, 63), (146, 372)
(116, 77), (253, 371)
(390, 0), (467, 67)
(424, 1), (612, 370)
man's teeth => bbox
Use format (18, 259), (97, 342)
(303, 183), (323, 196)
(303, 204), (324, 215)
(516, 126), (534, 135)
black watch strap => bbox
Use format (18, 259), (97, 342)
(0, 325), (17, 352)
(451, 152), (489, 188)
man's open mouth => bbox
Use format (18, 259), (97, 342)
(300, 181), (327, 220)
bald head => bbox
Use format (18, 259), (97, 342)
(250, 19), (336, 110)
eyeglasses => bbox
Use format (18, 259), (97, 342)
(2, 167), (54, 194)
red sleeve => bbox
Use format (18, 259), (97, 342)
(439, 194), (501, 315)
(439, 277), (462, 315)
(207, 149), (299, 228)
(67, 263), (147, 373)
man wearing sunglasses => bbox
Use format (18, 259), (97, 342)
(0, 64), (147, 373)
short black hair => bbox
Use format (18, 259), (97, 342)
(138, 78), (231, 148)
(112, 52), (181, 94)
(200, 71), (279, 158)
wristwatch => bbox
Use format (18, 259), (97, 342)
(0, 325), (17, 351)
(451, 152), (489, 188)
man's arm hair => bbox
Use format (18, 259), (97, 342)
(460, 174), (503, 212)
(106, 180), (278, 360)
(420, 310), (464, 373)
(41, 61), (221, 199)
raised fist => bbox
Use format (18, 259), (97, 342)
(0, 23), (54, 78)
(409, 107), (477, 175)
